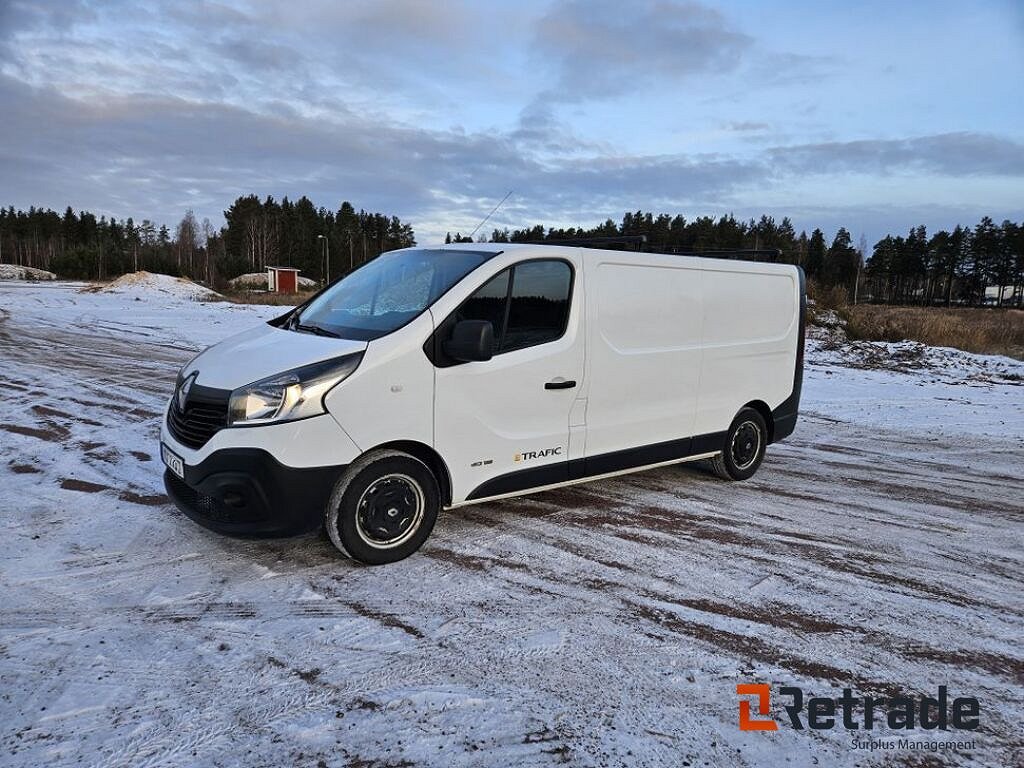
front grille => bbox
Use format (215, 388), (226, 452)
(167, 398), (228, 449)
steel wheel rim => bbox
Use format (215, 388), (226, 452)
(355, 473), (424, 549)
(731, 420), (761, 470)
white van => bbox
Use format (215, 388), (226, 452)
(161, 244), (804, 564)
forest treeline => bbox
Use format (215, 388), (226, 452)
(2, 200), (1021, 306)
(458, 212), (1023, 307)
(0, 196), (415, 286)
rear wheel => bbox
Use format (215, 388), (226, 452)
(325, 450), (440, 565)
(710, 408), (767, 481)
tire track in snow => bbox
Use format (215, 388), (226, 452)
(2, 283), (1022, 767)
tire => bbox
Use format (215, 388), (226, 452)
(324, 450), (440, 565)
(710, 408), (768, 481)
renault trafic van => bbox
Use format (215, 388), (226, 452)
(161, 244), (804, 564)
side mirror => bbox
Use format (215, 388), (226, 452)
(443, 320), (494, 362)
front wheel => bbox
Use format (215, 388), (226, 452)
(325, 450), (440, 565)
(709, 408), (767, 481)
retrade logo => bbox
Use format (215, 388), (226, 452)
(736, 684), (980, 732)
(737, 684), (777, 731)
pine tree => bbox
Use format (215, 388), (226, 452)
(826, 227), (858, 296)
(806, 229), (826, 279)
(971, 217), (999, 306)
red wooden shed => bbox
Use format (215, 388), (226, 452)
(267, 266), (300, 294)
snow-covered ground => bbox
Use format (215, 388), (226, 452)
(1, 281), (1021, 767)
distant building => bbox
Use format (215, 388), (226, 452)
(267, 266), (301, 294)
(984, 285), (1020, 305)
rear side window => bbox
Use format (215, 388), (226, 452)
(501, 261), (572, 352)
(445, 259), (572, 359)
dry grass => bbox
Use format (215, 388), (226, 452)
(807, 280), (849, 311)
(210, 289), (315, 306)
(841, 305), (1024, 360)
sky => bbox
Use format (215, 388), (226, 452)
(1, 0), (1022, 246)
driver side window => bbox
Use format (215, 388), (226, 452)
(449, 259), (572, 357)
(453, 269), (510, 354)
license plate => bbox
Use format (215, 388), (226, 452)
(161, 443), (185, 479)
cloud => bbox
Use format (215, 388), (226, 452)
(0, 72), (768, 240)
(768, 133), (1024, 177)
(348, 0), (472, 45)
(4, 62), (1020, 245)
(725, 121), (770, 132)
(0, 0), (95, 42)
(532, 0), (751, 101)
(215, 38), (300, 73)
(1, 0), (505, 114)
(1, 0), (1019, 248)
(509, 102), (612, 155)
(539, 154), (763, 208)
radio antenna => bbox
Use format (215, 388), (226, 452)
(468, 190), (513, 240)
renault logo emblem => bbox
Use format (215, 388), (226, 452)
(177, 372), (197, 412)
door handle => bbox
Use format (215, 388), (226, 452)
(545, 379), (577, 390)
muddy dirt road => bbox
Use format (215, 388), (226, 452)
(1, 283), (1021, 767)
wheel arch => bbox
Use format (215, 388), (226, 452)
(740, 399), (774, 444)
(366, 440), (453, 507)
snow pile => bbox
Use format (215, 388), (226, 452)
(805, 307), (847, 346)
(799, 306), (1022, 437)
(92, 271), (221, 301)
(229, 272), (317, 290)
(0, 263), (56, 281)
(803, 338), (1022, 438)
(806, 308), (1021, 385)
(810, 337), (1022, 384)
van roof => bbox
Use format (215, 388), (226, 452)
(426, 242), (798, 273)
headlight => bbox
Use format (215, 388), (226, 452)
(227, 353), (363, 425)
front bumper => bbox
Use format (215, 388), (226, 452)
(159, 406), (361, 537)
(164, 447), (344, 536)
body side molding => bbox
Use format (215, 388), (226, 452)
(465, 430), (727, 502)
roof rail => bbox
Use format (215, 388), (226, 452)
(520, 237), (782, 261)
(524, 235), (648, 250)
(660, 247), (783, 262)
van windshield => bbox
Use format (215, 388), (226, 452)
(293, 249), (493, 341)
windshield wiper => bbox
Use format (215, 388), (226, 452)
(294, 322), (341, 338)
